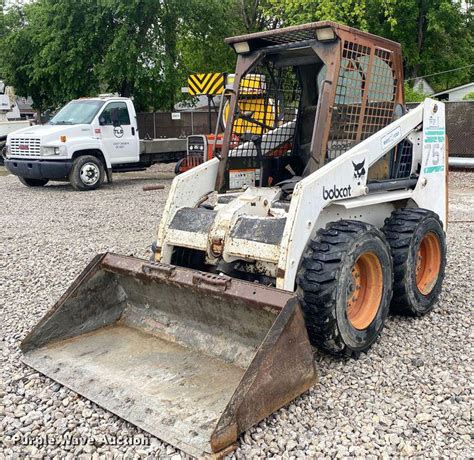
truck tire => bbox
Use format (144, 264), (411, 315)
(69, 155), (105, 191)
(382, 208), (446, 316)
(19, 177), (49, 187)
(297, 220), (393, 357)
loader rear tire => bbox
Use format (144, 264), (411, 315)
(382, 208), (446, 316)
(297, 220), (393, 357)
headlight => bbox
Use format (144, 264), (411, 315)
(41, 146), (61, 156)
(4, 145), (10, 158)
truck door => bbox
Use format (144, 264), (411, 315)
(98, 101), (139, 164)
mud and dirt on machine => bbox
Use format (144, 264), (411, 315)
(22, 22), (448, 458)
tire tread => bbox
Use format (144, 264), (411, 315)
(298, 220), (391, 357)
(382, 208), (445, 316)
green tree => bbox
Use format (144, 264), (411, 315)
(261, 0), (368, 29)
(366, 0), (473, 91)
(259, 0), (473, 92)
(97, 0), (188, 110)
(404, 82), (426, 102)
(0, 0), (251, 112)
(0, 1), (110, 113)
(178, 0), (244, 77)
(239, 0), (279, 32)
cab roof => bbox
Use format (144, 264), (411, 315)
(74, 96), (131, 102)
(225, 21), (401, 53)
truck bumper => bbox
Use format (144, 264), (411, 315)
(4, 159), (73, 180)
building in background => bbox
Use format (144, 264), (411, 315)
(413, 78), (435, 96)
(433, 82), (474, 101)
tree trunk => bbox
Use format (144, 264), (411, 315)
(120, 80), (133, 98)
(411, 0), (428, 79)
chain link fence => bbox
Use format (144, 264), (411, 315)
(408, 101), (474, 157)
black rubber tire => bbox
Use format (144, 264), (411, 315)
(174, 158), (185, 175)
(171, 246), (207, 271)
(69, 155), (105, 191)
(18, 177), (49, 187)
(382, 208), (446, 316)
(297, 220), (393, 357)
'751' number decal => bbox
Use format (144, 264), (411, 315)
(424, 143), (444, 174)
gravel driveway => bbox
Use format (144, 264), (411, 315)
(0, 167), (472, 458)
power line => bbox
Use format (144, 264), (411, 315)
(405, 64), (474, 82)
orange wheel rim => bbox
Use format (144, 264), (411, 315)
(347, 252), (383, 330)
(416, 232), (441, 295)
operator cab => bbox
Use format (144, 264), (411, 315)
(217, 22), (407, 194)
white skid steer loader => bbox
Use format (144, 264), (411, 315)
(22, 22), (447, 458)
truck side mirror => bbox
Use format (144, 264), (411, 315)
(99, 116), (106, 126)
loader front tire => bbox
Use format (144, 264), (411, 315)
(382, 208), (446, 316)
(297, 220), (393, 357)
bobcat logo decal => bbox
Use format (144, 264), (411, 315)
(352, 159), (366, 185)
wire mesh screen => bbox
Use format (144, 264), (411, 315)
(391, 139), (413, 179)
(362, 48), (398, 139)
(327, 41), (398, 161)
(228, 64), (300, 161)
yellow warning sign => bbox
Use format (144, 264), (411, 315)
(188, 73), (225, 96)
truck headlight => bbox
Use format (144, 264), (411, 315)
(3, 145), (10, 158)
(41, 146), (61, 156)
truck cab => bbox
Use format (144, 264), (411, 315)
(4, 96), (140, 190)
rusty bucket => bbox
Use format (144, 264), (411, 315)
(21, 253), (316, 458)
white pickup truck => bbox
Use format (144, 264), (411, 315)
(4, 96), (186, 190)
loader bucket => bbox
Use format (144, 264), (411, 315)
(21, 253), (317, 458)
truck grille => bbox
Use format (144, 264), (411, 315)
(10, 138), (41, 157)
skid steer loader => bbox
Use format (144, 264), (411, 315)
(22, 22), (448, 458)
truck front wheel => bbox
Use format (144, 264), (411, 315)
(19, 177), (49, 187)
(69, 155), (105, 191)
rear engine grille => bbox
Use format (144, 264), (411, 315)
(187, 135), (206, 155)
(10, 138), (41, 157)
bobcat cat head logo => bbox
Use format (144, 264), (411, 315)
(352, 159), (366, 181)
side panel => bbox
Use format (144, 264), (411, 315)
(156, 158), (219, 262)
(277, 101), (430, 291)
(412, 100), (447, 227)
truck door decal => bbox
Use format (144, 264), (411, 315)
(114, 126), (124, 138)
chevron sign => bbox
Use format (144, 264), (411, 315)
(188, 73), (225, 96)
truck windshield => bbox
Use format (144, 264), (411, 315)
(49, 100), (104, 125)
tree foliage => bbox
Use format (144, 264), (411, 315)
(0, 0), (246, 112)
(366, 0), (474, 90)
(404, 83), (427, 102)
(262, 0), (368, 29)
(0, 0), (472, 113)
(260, 0), (473, 92)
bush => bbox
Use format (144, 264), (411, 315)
(404, 83), (426, 103)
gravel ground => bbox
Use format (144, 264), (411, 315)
(0, 168), (472, 459)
